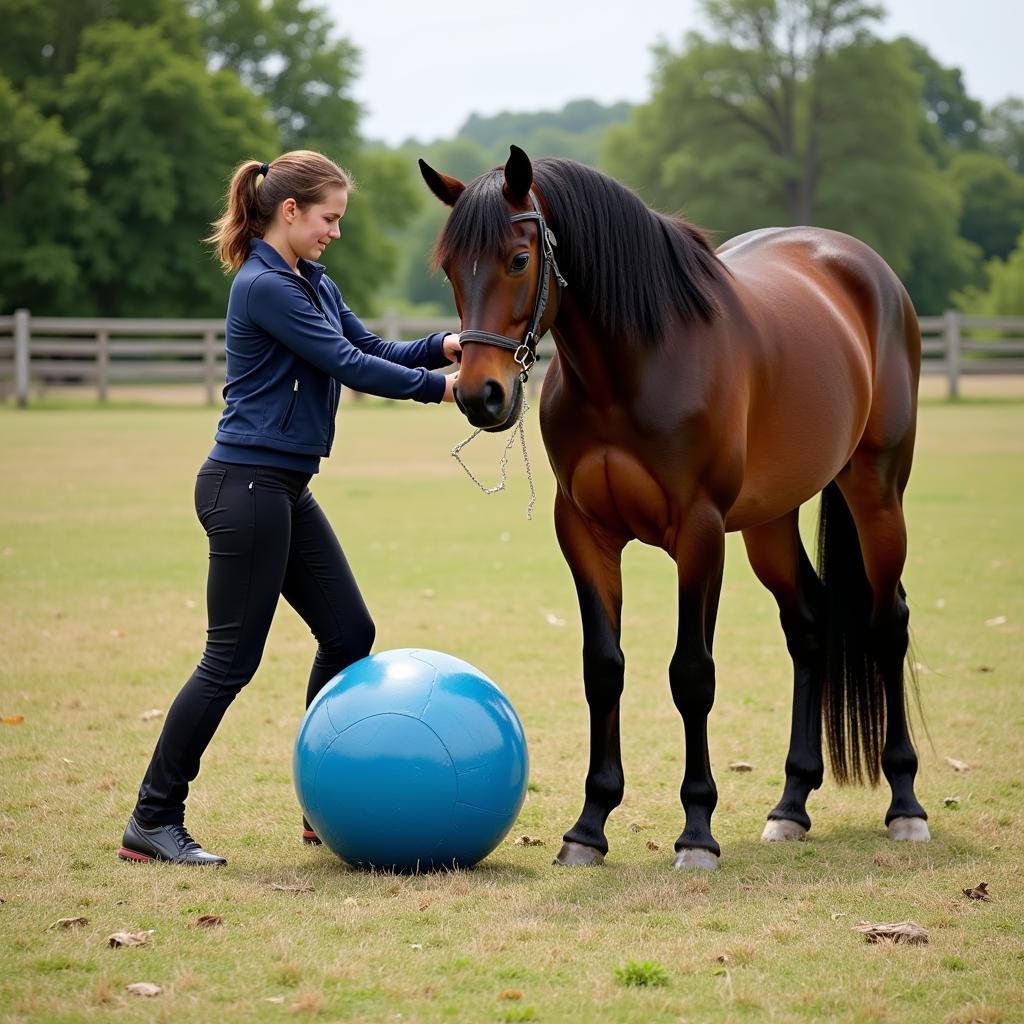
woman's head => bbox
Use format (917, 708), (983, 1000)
(208, 150), (354, 272)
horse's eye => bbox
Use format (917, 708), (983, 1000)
(510, 252), (530, 273)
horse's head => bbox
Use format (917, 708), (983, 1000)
(419, 145), (566, 432)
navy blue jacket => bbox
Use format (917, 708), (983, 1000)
(211, 239), (449, 473)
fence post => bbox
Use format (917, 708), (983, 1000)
(944, 309), (961, 399)
(203, 329), (218, 406)
(97, 329), (110, 402)
(14, 308), (30, 408)
(384, 308), (400, 341)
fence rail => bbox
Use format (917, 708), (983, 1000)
(2, 309), (1022, 406)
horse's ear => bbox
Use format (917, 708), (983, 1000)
(503, 145), (533, 203)
(418, 159), (465, 207)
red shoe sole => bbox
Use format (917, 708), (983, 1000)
(117, 847), (154, 862)
(302, 830), (322, 845)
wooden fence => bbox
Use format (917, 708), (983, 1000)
(1, 309), (1022, 406)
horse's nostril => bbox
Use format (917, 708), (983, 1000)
(483, 379), (506, 417)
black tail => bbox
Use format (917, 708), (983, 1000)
(816, 481), (884, 786)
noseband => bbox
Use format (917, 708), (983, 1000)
(456, 191), (568, 383)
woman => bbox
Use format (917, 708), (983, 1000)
(118, 150), (460, 865)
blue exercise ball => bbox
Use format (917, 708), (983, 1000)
(293, 648), (529, 871)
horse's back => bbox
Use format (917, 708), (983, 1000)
(713, 227), (920, 528)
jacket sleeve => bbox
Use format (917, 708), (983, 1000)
(246, 273), (446, 403)
(330, 281), (451, 370)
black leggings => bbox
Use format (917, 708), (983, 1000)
(133, 459), (374, 825)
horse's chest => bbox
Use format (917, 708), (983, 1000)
(567, 447), (672, 546)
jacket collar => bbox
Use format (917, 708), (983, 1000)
(249, 238), (326, 290)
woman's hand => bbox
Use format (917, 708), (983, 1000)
(442, 333), (462, 363)
(443, 371), (459, 403)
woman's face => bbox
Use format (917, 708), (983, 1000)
(286, 187), (348, 262)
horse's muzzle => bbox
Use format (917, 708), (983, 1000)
(454, 377), (522, 432)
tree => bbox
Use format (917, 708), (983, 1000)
(896, 36), (983, 161)
(194, 0), (414, 313)
(0, 74), (89, 313)
(983, 98), (1024, 173)
(945, 152), (1024, 261)
(60, 20), (275, 316)
(603, 0), (982, 311)
(957, 230), (1024, 316)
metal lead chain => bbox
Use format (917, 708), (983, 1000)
(450, 397), (537, 520)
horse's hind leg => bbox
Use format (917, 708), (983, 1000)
(836, 459), (929, 839)
(742, 510), (826, 841)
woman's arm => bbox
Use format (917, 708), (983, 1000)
(246, 273), (447, 403)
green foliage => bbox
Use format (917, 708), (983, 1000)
(604, 0), (991, 313)
(945, 152), (1024, 261)
(60, 20), (275, 316)
(983, 98), (1024, 174)
(614, 959), (670, 987)
(0, 0), (409, 316)
(896, 36), (984, 160)
(957, 230), (1024, 316)
(459, 99), (632, 166)
(0, 74), (89, 313)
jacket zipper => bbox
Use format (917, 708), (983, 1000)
(281, 378), (299, 431)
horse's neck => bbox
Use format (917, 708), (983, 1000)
(549, 294), (646, 405)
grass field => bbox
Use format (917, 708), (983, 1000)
(1, 396), (1022, 1023)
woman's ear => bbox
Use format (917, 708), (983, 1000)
(281, 197), (297, 223)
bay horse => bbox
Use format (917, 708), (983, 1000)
(420, 146), (929, 869)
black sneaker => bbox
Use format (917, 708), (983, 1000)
(118, 816), (227, 866)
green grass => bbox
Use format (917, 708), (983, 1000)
(1, 397), (1022, 1023)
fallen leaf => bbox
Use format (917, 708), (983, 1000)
(139, 709), (163, 722)
(628, 822), (652, 833)
(110, 629), (125, 639)
(498, 989), (523, 1000)
(830, 912), (846, 921)
(853, 920), (928, 945)
(984, 615), (1006, 627)
(269, 883), (313, 893)
(421, 588), (435, 599)
(972, 666), (995, 674)
(512, 835), (544, 847)
(265, 997), (285, 1004)
(1, 716), (25, 726)
(409, 943), (423, 951)
(108, 930), (154, 948)
(47, 917), (88, 931)
(729, 761), (754, 772)
(125, 982), (162, 997)
(543, 612), (566, 627)
(646, 840), (661, 851)
(962, 882), (991, 901)
(945, 757), (971, 773)
(943, 796), (961, 808)
(196, 914), (223, 927)
(715, 953), (730, 963)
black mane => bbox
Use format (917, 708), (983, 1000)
(434, 158), (726, 344)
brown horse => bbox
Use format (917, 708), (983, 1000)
(420, 146), (929, 869)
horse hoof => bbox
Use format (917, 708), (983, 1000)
(553, 841), (605, 867)
(671, 848), (720, 871)
(888, 817), (931, 841)
(761, 819), (808, 842)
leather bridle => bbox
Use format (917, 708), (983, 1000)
(456, 191), (568, 383)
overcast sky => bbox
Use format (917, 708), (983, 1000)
(324, 0), (1024, 146)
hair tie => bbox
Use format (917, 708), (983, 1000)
(258, 162), (269, 178)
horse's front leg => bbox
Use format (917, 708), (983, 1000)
(553, 493), (628, 867)
(670, 507), (726, 870)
